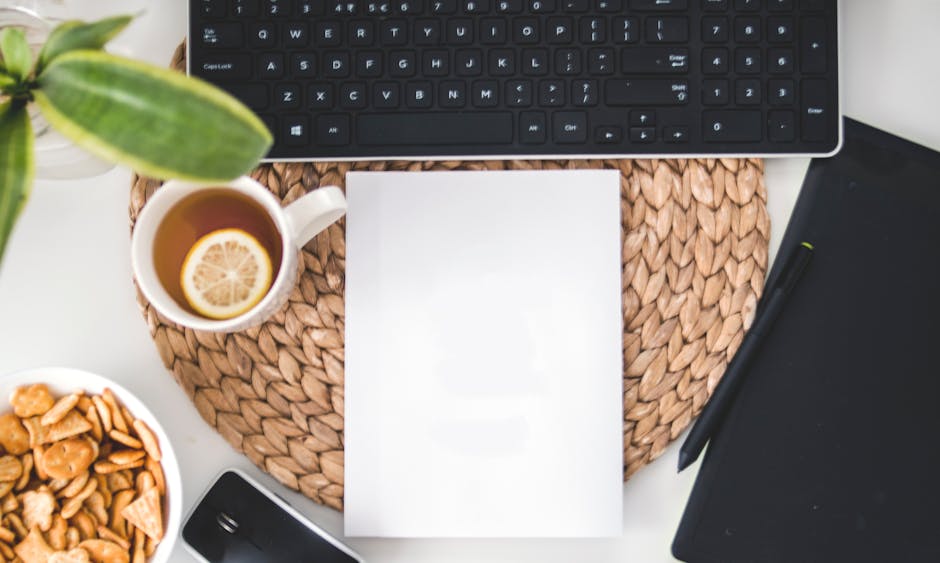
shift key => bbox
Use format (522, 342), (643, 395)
(606, 79), (689, 105)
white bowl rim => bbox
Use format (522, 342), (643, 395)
(0, 366), (182, 562)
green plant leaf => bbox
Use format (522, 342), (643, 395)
(34, 50), (271, 182)
(0, 72), (15, 91)
(36, 15), (133, 74)
(0, 101), (35, 266)
(0, 27), (33, 82)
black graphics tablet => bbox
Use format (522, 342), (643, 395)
(672, 118), (940, 563)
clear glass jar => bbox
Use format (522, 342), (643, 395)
(0, 0), (115, 179)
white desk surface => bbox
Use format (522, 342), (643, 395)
(1, 1), (938, 561)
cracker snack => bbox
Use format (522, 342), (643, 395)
(0, 385), (166, 562)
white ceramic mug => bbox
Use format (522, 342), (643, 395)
(131, 176), (346, 332)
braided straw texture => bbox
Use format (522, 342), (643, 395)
(128, 44), (770, 512)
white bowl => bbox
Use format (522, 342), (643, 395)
(0, 367), (182, 562)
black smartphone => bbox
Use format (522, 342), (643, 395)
(182, 469), (363, 563)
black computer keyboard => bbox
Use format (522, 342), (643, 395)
(190, 0), (840, 160)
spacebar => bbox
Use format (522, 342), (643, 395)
(357, 112), (513, 145)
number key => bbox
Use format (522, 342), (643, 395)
(768, 79), (794, 105)
(702, 47), (728, 74)
(703, 79), (729, 105)
(735, 78), (761, 105)
(702, 17), (727, 42)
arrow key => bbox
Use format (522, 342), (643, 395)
(595, 126), (622, 144)
(630, 127), (656, 143)
(664, 126), (689, 143)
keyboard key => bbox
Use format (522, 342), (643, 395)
(231, 0), (260, 17)
(664, 126), (689, 142)
(539, 80), (565, 106)
(702, 79), (729, 105)
(507, 80), (533, 106)
(595, 125), (622, 143)
(555, 49), (581, 75)
(292, 53), (317, 76)
(194, 54), (252, 80)
(497, 0), (524, 12)
(397, 0), (423, 13)
(423, 50), (449, 75)
(562, 0), (589, 12)
(801, 16), (827, 73)
(530, 0), (556, 12)
(612, 17), (639, 43)
(547, 17), (574, 43)
(274, 83), (301, 109)
(439, 80), (467, 107)
(316, 21), (342, 45)
(282, 115), (309, 145)
(490, 49), (515, 75)
(606, 79), (689, 105)
(768, 16), (794, 42)
(522, 49), (549, 75)
(298, 0), (327, 14)
(406, 81), (433, 107)
(415, 19), (441, 44)
(463, 0), (489, 13)
(596, 0), (621, 12)
(646, 17), (689, 43)
(201, 0), (226, 18)
(627, 111), (653, 127)
(447, 19), (473, 44)
(431, 0), (457, 11)
(580, 17), (605, 43)
(472, 80), (499, 106)
(390, 51), (416, 76)
(349, 20), (374, 45)
(572, 80), (598, 106)
(769, 48), (794, 73)
(317, 114), (351, 145)
(630, 127), (655, 143)
(456, 49), (483, 75)
(266, 0), (291, 16)
(630, 0), (687, 10)
(201, 23), (243, 47)
(589, 48), (614, 74)
(285, 22), (309, 46)
(373, 83), (400, 108)
(341, 83), (367, 108)
(357, 112), (513, 144)
(621, 48), (689, 73)
(702, 47), (728, 73)
(381, 20), (408, 45)
(768, 78), (794, 104)
(734, 78), (760, 105)
(702, 17), (728, 42)
(553, 112), (588, 143)
(734, 0), (759, 11)
(323, 52), (350, 77)
(309, 83), (335, 108)
(480, 18), (507, 44)
(227, 84), (269, 109)
(703, 110), (761, 142)
(768, 110), (795, 142)
(801, 79), (829, 141)
(768, 0), (792, 9)
(735, 47), (761, 73)
(357, 51), (383, 76)
(734, 16), (760, 42)
(516, 18), (541, 43)
(702, 0), (728, 11)
(259, 53), (285, 78)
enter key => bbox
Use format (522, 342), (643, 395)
(801, 79), (829, 142)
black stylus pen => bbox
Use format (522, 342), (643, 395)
(677, 241), (815, 472)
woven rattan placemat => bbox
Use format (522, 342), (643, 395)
(128, 44), (770, 512)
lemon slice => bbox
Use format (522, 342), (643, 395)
(180, 228), (273, 320)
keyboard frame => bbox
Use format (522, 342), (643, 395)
(187, 0), (843, 162)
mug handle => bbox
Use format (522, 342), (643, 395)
(282, 186), (348, 247)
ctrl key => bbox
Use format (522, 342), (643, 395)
(317, 114), (351, 145)
(703, 110), (762, 143)
(553, 112), (588, 144)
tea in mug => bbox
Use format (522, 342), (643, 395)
(152, 188), (283, 319)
